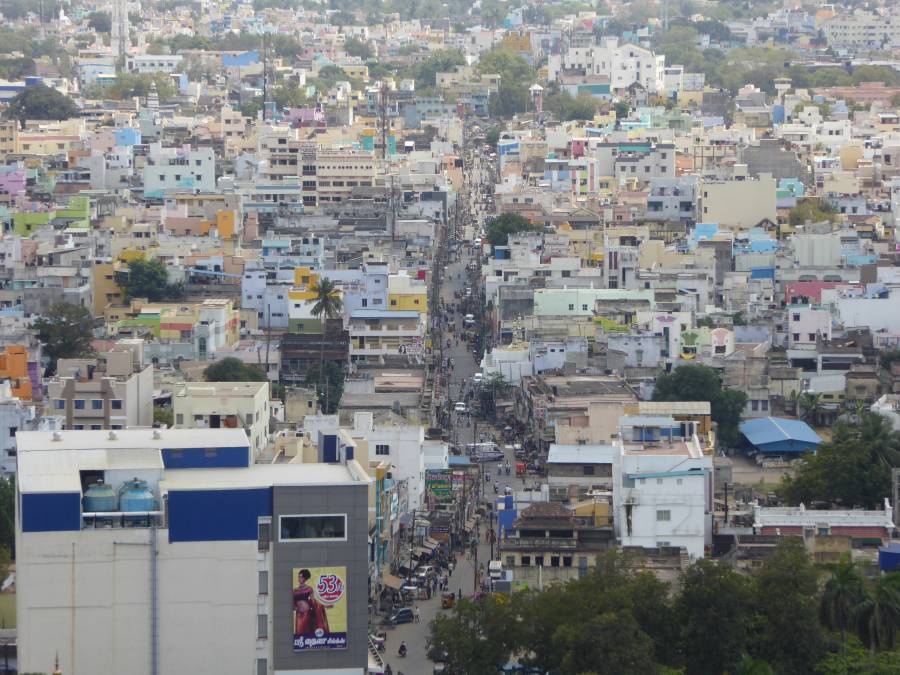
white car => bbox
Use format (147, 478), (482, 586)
(473, 373), (484, 384)
(454, 402), (468, 413)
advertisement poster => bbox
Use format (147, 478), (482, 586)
(426, 469), (452, 499)
(292, 566), (348, 652)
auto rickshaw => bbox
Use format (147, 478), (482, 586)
(441, 591), (456, 609)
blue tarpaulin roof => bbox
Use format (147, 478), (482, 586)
(740, 417), (822, 447)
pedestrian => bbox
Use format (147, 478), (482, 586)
(449, 561), (455, 575)
(414, 606), (420, 623)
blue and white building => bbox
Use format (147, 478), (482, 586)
(15, 428), (371, 675)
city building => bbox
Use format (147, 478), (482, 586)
(15, 428), (371, 675)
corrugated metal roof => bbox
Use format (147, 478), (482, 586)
(739, 417), (822, 447)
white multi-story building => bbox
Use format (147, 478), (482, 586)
(823, 10), (900, 52)
(173, 381), (271, 459)
(143, 144), (215, 198)
(615, 416), (712, 558)
(125, 54), (184, 74)
(548, 37), (665, 93)
(15, 428), (371, 675)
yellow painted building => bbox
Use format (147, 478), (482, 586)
(387, 273), (428, 317)
(287, 266), (322, 302)
(91, 262), (126, 317)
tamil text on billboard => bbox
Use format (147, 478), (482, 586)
(292, 566), (348, 651)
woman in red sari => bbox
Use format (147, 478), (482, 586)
(293, 569), (330, 636)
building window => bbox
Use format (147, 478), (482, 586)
(257, 614), (268, 639)
(375, 444), (390, 455)
(74, 399), (85, 410)
(111, 399), (123, 410)
(8, 427), (16, 438)
(568, 304), (574, 311)
(279, 514), (347, 542)
(256, 659), (267, 675)
(582, 465), (594, 476)
(176, 414), (183, 425)
(550, 556), (560, 567)
(562, 556), (572, 567)
(535, 556), (544, 567)
(793, 333), (800, 342)
(258, 521), (271, 552)
(656, 510), (671, 522)
(505, 555), (515, 568)
(521, 555), (531, 566)
(793, 313), (800, 321)
(258, 570), (268, 595)
(808, 333), (816, 342)
(55, 399), (65, 410)
(91, 399), (103, 410)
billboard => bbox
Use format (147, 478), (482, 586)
(426, 469), (452, 499)
(292, 566), (348, 652)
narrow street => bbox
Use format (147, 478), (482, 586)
(375, 135), (531, 674)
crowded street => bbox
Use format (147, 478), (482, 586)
(371, 134), (546, 673)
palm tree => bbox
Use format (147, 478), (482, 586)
(307, 278), (343, 412)
(858, 411), (900, 468)
(820, 554), (866, 654)
(799, 392), (823, 425)
(855, 575), (900, 655)
(843, 398), (868, 425)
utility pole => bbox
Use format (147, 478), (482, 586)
(407, 507), (416, 583)
(262, 33), (270, 121)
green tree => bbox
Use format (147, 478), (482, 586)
(87, 11), (111, 33)
(203, 357), (268, 382)
(751, 539), (825, 674)
(789, 200), (839, 226)
(676, 559), (755, 675)
(799, 391), (824, 425)
(556, 609), (657, 674)
(484, 127), (501, 148)
(304, 361), (345, 415)
(427, 595), (523, 674)
(153, 405), (174, 428)
(308, 277), (344, 404)
(544, 89), (598, 121)
(116, 258), (184, 302)
(33, 302), (95, 374)
(855, 574), (900, 655)
(614, 100), (630, 119)
(652, 364), (748, 448)
(485, 213), (542, 247)
(815, 637), (900, 674)
(4, 83), (78, 128)
(105, 72), (176, 102)
(476, 49), (536, 117)
(408, 49), (466, 89)
(781, 413), (900, 509)
(821, 554), (867, 655)
(343, 37), (373, 59)
(0, 476), (14, 555)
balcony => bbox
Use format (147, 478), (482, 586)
(501, 536), (578, 550)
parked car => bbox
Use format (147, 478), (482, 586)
(384, 607), (415, 625)
(416, 565), (436, 578)
(454, 401), (468, 413)
(473, 372), (484, 384)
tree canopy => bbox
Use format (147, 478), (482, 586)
(33, 302), (95, 374)
(116, 258), (184, 302)
(304, 361), (345, 414)
(476, 48), (536, 117)
(4, 83), (78, 128)
(652, 364), (748, 448)
(781, 412), (900, 509)
(203, 357), (268, 383)
(429, 543), (866, 674)
(484, 213), (542, 247)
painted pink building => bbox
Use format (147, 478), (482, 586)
(784, 281), (863, 305)
(0, 164), (26, 199)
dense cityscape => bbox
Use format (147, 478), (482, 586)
(2, 0), (900, 673)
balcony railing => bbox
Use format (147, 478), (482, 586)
(501, 537), (578, 550)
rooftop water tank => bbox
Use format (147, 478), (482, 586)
(83, 481), (117, 512)
(119, 478), (155, 513)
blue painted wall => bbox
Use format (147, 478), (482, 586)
(168, 487), (272, 542)
(753, 438), (818, 455)
(21, 492), (81, 532)
(161, 446), (250, 469)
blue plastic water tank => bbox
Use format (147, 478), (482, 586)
(83, 481), (117, 512)
(119, 478), (155, 513)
